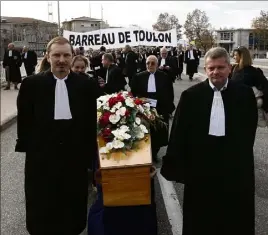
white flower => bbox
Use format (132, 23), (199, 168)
(120, 125), (129, 132)
(110, 107), (116, 113)
(135, 117), (141, 125)
(138, 105), (144, 113)
(111, 139), (125, 149)
(140, 124), (148, 134)
(112, 127), (131, 141)
(99, 146), (110, 154)
(109, 114), (121, 124)
(136, 131), (145, 139)
(116, 107), (126, 116)
(125, 98), (134, 108)
(143, 102), (150, 109)
(114, 102), (122, 110)
(106, 142), (113, 150)
(122, 91), (129, 97)
(97, 101), (102, 109)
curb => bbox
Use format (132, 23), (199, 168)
(0, 113), (17, 132)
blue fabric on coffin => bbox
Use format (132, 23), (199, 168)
(87, 159), (158, 235)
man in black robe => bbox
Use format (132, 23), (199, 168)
(21, 46), (38, 76)
(130, 55), (174, 162)
(161, 47), (258, 235)
(98, 53), (126, 95)
(158, 47), (177, 83)
(3, 43), (22, 90)
(184, 45), (199, 81)
(15, 36), (97, 235)
(124, 45), (138, 83)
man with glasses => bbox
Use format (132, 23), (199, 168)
(130, 55), (174, 162)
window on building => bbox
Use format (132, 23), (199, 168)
(220, 32), (231, 40)
(81, 24), (84, 27)
(95, 24), (97, 26)
(91, 24), (94, 27)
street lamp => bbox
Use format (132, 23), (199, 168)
(57, 1), (61, 36)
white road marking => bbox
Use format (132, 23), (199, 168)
(157, 169), (183, 235)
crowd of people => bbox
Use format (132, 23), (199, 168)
(2, 35), (268, 235)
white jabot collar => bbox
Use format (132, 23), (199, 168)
(147, 72), (156, 92)
(54, 74), (72, 120)
(208, 78), (228, 137)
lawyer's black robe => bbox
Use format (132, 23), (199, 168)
(161, 79), (258, 235)
(130, 70), (174, 149)
(15, 71), (97, 235)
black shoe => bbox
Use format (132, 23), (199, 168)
(4, 86), (10, 90)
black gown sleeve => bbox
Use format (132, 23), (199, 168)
(160, 90), (190, 183)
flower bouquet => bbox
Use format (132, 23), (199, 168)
(96, 91), (165, 206)
(97, 91), (166, 157)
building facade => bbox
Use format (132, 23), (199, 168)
(0, 16), (58, 59)
(215, 28), (268, 58)
(62, 16), (109, 33)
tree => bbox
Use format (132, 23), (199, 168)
(184, 9), (215, 52)
(152, 12), (182, 40)
(251, 11), (268, 52)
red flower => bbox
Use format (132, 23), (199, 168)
(116, 94), (125, 103)
(108, 97), (117, 108)
(125, 110), (130, 117)
(102, 128), (112, 142)
(99, 112), (111, 126)
(134, 99), (143, 105)
(108, 95), (125, 108)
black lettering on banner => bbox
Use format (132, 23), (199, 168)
(158, 33), (164, 42)
(95, 34), (101, 45)
(125, 31), (131, 43)
(118, 32), (125, 43)
(139, 30), (145, 41)
(82, 35), (88, 46)
(75, 35), (81, 46)
(133, 30), (139, 41)
(146, 32), (152, 42)
(101, 34), (108, 45)
(108, 33), (115, 44)
(165, 33), (171, 43)
(153, 33), (158, 42)
(88, 35), (94, 45)
(69, 35), (75, 45)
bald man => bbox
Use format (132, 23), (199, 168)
(3, 43), (22, 90)
(130, 55), (174, 162)
(158, 47), (177, 83)
(22, 46), (37, 76)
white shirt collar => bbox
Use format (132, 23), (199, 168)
(53, 74), (68, 81)
(208, 79), (228, 92)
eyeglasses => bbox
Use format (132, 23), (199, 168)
(146, 61), (156, 65)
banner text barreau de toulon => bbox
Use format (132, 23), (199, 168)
(63, 27), (177, 50)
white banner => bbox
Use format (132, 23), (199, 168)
(63, 27), (177, 50)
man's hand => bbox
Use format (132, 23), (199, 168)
(165, 65), (170, 69)
(159, 66), (164, 70)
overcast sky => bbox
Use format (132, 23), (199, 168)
(1, 1), (265, 31)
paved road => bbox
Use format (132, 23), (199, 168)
(199, 58), (268, 78)
(171, 75), (268, 235)
(0, 125), (173, 235)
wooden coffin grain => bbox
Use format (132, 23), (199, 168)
(98, 135), (152, 207)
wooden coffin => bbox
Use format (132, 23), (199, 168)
(97, 135), (152, 207)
